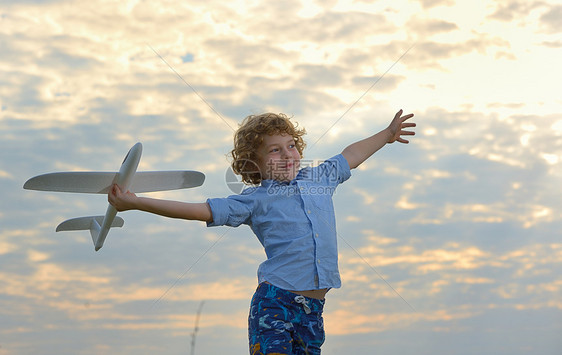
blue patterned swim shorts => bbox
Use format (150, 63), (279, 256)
(249, 282), (325, 355)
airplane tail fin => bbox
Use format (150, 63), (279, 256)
(56, 216), (124, 250)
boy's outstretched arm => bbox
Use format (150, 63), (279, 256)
(341, 109), (415, 169)
(108, 184), (213, 222)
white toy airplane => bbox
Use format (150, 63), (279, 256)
(23, 142), (205, 251)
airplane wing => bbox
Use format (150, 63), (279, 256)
(23, 171), (205, 194)
(56, 215), (125, 232)
(130, 171), (205, 193)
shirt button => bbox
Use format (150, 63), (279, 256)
(317, 259), (321, 264)
(315, 233), (319, 238)
(307, 210), (311, 214)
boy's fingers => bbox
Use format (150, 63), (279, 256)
(111, 184), (122, 197)
(401, 113), (414, 121)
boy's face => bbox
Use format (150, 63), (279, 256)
(256, 133), (301, 182)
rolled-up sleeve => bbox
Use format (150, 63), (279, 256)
(206, 194), (253, 227)
(332, 154), (352, 184)
(317, 154), (351, 186)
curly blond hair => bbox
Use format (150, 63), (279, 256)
(230, 113), (306, 185)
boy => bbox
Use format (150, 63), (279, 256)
(108, 109), (415, 354)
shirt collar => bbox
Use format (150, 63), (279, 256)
(260, 167), (309, 187)
(261, 179), (290, 187)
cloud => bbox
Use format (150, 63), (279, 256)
(245, 9), (396, 44)
(488, 1), (562, 34)
(326, 306), (476, 335)
(488, 1), (544, 22)
(540, 40), (562, 48)
(351, 73), (406, 92)
(418, 0), (456, 9)
(406, 17), (459, 37)
(407, 33), (511, 69)
(540, 4), (562, 33)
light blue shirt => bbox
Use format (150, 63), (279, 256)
(207, 154), (351, 291)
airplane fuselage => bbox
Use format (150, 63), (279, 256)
(94, 142), (142, 250)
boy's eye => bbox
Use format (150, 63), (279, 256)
(289, 144), (295, 149)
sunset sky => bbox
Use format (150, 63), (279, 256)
(1, 0), (561, 354)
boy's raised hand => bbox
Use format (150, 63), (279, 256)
(387, 109), (416, 144)
(108, 184), (138, 211)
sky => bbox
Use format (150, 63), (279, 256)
(1, 0), (561, 354)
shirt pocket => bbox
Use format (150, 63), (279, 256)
(310, 193), (334, 212)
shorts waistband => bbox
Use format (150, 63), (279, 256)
(255, 282), (325, 312)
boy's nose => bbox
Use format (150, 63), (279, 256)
(280, 148), (290, 158)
